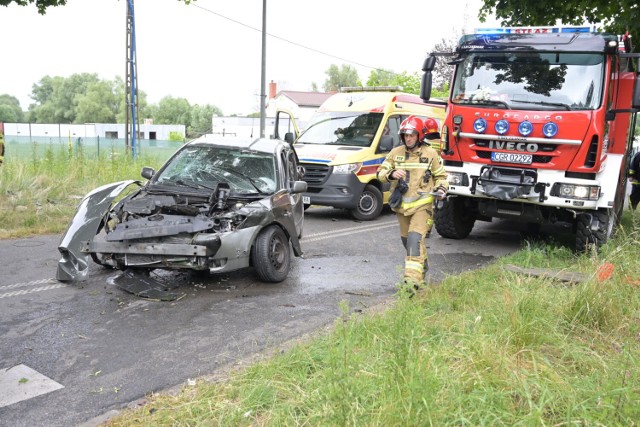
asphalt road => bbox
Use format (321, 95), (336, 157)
(0, 206), (526, 427)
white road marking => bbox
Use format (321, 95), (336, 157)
(0, 279), (66, 299)
(0, 278), (57, 290)
(302, 220), (397, 242)
(0, 364), (64, 408)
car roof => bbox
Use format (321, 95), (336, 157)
(187, 135), (288, 155)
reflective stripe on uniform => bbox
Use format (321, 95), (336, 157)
(396, 162), (431, 170)
(405, 260), (424, 274)
(401, 195), (434, 210)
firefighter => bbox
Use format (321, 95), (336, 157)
(422, 117), (442, 153)
(377, 116), (448, 287)
(422, 117), (442, 236)
(629, 150), (640, 210)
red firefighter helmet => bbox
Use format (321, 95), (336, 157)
(423, 117), (441, 140)
(398, 116), (424, 145)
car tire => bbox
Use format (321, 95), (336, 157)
(350, 184), (383, 221)
(252, 225), (291, 282)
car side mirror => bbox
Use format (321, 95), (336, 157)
(141, 167), (155, 179)
(378, 135), (394, 152)
(285, 132), (295, 145)
(291, 180), (307, 194)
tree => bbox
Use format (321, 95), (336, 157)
(0, 94), (24, 122)
(74, 80), (118, 124)
(1, 0), (195, 14)
(366, 69), (395, 87)
(154, 96), (192, 127)
(389, 71), (421, 95)
(323, 64), (361, 92)
(28, 73), (101, 123)
(479, 0), (640, 40)
(189, 104), (223, 137)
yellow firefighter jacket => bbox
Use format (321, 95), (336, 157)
(377, 144), (448, 216)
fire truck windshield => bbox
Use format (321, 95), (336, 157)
(451, 52), (605, 111)
(297, 112), (384, 147)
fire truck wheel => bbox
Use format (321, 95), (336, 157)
(350, 185), (383, 221)
(575, 209), (614, 252)
(434, 197), (476, 239)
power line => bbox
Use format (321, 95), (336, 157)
(189, 2), (399, 76)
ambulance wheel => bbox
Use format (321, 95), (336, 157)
(575, 209), (614, 252)
(434, 197), (475, 239)
(350, 185), (383, 221)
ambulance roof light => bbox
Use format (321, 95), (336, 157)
(340, 86), (403, 93)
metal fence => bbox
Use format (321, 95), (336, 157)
(3, 135), (183, 162)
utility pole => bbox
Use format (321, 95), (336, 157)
(259, 0), (267, 138)
(125, 0), (140, 158)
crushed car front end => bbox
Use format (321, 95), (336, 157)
(57, 136), (306, 283)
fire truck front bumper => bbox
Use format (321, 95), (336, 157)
(444, 164), (612, 211)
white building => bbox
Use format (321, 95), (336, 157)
(211, 82), (334, 139)
(3, 122), (185, 141)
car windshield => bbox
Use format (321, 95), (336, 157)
(451, 52), (605, 111)
(297, 112), (384, 147)
(153, 145), (277, 195)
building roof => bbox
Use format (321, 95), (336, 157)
(277, 91), (334, 108)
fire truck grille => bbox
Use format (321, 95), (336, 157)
(476, 150), (552, 163)
(300, 163), (331, 186)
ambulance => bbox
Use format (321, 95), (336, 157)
(275, 87), (446, 220)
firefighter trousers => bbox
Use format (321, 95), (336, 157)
(396, 208), (432, 283)
(631, 183), (640, 210)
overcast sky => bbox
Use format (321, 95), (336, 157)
(1, 0), (497, 116)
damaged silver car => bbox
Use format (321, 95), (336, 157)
(57, 136), (307, 283)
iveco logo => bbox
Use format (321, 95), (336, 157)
(489, 140), (539, 153)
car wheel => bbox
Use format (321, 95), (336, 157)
(350, 184), (383, 221)
(252, 225), (291, 282)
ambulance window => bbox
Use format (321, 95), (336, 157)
(386, 116), (402, 148)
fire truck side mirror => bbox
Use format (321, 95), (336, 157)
(420, 72), (433, 102)
(422, 56), (437, 72)
(420, 55), (437, 102)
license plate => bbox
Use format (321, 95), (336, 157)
(302, 196), (310, 204)
(491, 152), (533, 165)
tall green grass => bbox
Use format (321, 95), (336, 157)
(105, 214), (640, 426)
(0, 144), (171, 238)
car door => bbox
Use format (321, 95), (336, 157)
(285, 147), (304, 238)
(270, 146), (303, 255)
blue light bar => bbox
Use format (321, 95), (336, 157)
(475, 26), (594, 35)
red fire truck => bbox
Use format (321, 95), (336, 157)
(420, 26), (640, 251)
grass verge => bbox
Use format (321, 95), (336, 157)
(104, 214), (640, 426)
(0, 145), (167, 239)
